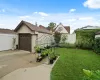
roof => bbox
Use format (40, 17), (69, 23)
(80, 25), (100, 29)
(39, 25), (46, 29)
(64, 26), (70, 33)
(95, 31), (100, 35)
(0, 28), (16, 34)
(14, 21), (51, 34)
(54, 23), (70, 33)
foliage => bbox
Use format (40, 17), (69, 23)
(83, 69), (100, 80)
(59, 43), (76, 48)
(48, 22), (56, 32)
(48, 50), (55, 60)
(54, 32), (61, 45)
(34, 46), (41, 52)
(61, 35), (67, 43)
(93, 38), (100, 54)
(51, 48), (100, 80)
(41, 49), (50, 56)
(75, 29), (100, 49)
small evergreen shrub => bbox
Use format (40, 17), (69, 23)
(93, 37), (100, 54)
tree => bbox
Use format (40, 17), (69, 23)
(48, 22), (56, 32)
(62, 35), (67, 43)
(54, 32), (61, 45)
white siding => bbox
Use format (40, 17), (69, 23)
(95, 35), (100, 38)
(0, 33), (17, 51)
(17, 24), (34, 34)
(55, 24), (68, 34)
(67, 34), (76, 44)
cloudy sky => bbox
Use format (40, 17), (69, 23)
(0, 0), (100, 33)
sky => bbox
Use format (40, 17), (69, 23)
(0, 0), (100, 33)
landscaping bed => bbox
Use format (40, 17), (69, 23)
(34, 46), (57, 64)
(51, 48), (100, 80)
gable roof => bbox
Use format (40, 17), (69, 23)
(0, 28), (16, 34)
(54, 23), (70, 33)
(64, 26), (70, 33)
(14, 20), (51, 34)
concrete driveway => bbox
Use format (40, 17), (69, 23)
(0, 50), (42, 78)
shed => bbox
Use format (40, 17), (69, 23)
(14, 20), (52, 52)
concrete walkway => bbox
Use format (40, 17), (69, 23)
(0, 57), (59, 80)
(0, 50), (30, 57)
(0, 64), (52, 80)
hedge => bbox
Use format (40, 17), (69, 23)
(75, 29), (100, 49)
(93, 37), (100, 54)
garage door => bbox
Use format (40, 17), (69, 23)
(19, 34), (31, 52)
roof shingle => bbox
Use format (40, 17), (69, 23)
(0, 28), (16, 34)
(15, 21), (51, 34)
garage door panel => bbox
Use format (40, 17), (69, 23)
(19, 34), (31, 52)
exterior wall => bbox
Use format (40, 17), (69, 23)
(36, 32), (54, 47)
(0, 33), (17, 51)
(17, 24), (34, 34)
(16, 24), (53, 52)
(66, 33), (76, 44)
(95, 34), (100, 38)
(55, 24), (68, 33)
(31, 35), (37, 52)
(60, 33), (76, 44)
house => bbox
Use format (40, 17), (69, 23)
(79, 25), (100, 30)
(0, 28), (17, 51)
(14, 20), (53, 52)
(95, 31), (100, 38)
(54, 23), (70, 34)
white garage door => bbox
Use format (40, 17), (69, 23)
(0, 34), (17, 51)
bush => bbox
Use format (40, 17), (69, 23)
(59, 43), (76, 48)
(83, 69), (100, 80)
(75, 29), (100, 49)
(34, 46), (41, 53)
(41, 49), (50, 57)
(93, 38), (100, 54)
(54, 32), (61, 45)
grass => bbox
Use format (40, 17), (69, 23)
(51, 48), (100, 80)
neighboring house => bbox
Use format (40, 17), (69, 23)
(54, 23), (70, 34)
(95, 31), (100, 38)
(14, 20), (53, 52)
(79, 25), (100, 30)
(0, 28), (17, 51)
(54, 23), (71, 43)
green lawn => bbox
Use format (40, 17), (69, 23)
(51, 48), (100, 80)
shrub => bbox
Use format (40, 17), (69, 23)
(59, 43), (76, 48)
(48, 50), (56, 60)
(83, 69), (100, 80)
(34, 46), (41, 53)
(41, 49), (50, 57)
(54, 32), (61, 45)
(93, 38), (100, 54)
(75, 29), (100, 49)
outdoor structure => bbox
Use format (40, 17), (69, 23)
(0, 29), (17, 51)
(54, 23), (76, 44)
(14, 20), (53, 52)
(80, 25), (100, 30)
(67, 34), (76, 44)
(54, 23), (70, 34)
(95, 31), (100, 38)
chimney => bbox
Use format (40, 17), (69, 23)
(35, 22), (37, 26)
